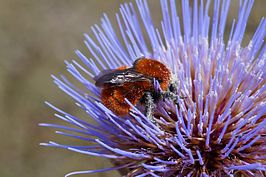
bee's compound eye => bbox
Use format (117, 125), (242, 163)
(169, 83), (177, 92)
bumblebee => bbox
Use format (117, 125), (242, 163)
(94, 57), (171, 116)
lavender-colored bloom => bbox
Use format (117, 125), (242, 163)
(41, 0), (266, 176)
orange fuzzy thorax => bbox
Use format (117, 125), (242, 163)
(133, 58), (171, 91)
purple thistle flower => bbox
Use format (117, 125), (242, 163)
(41, 0), (266, 176)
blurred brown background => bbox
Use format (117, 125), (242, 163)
(0, 0), (264, 177)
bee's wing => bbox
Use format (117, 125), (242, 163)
(95, 68), (151, 87)
(93, 69), (116, 82)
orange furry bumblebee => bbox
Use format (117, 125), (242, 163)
(94, 58), (171, 116)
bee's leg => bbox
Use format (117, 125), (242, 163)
(143, 92), (155, 122)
